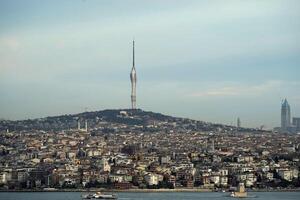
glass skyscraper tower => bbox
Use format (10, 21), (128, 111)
(281, 99), (291, 130)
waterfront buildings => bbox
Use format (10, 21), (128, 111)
(0, 109), (299, 190)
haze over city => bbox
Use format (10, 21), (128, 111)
(1, 0), (300, 128)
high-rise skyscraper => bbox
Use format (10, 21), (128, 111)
(292, 117), (300, 132)
(130, 40), (137, 109)
(281, 98), (291, 130)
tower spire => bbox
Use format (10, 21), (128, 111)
(133, 40), (135, 68)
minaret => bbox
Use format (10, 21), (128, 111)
(211, 138), (215, 152)
(77, 120), (81, 130)
(130, 40), (137, 109)
(85, 120), (88, 132)
(237, 117), (241, 129)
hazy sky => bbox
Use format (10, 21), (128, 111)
(1, 0), (300, 128)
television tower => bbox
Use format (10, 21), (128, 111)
(130, 40), (137, 109)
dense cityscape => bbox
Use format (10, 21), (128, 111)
(1, 1), (299, 200)
(0, 39), (300, 193)
(0, 108), (299, 191)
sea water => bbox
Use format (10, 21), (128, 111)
(0, 191), (299, 200)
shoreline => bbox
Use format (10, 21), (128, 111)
(1, 188), (300, 192)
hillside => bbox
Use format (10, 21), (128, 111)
(0, 109), (261, 133)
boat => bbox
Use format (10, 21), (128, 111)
(230, 183), (247, 198)
(43, 187), (58, 191)
(82, 192), (117, 199)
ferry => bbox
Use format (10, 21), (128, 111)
(230, 183), (247, 198)
(82, 192), (117, 199)
(43, 187), (58, 191)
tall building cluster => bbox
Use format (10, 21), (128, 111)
(281, 99), (300, 133)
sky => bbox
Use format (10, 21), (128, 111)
(0, 0), (300, 129)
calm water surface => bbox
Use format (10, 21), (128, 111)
(0, 192), (299, 200)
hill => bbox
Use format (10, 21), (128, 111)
(0, 109), (262, 133)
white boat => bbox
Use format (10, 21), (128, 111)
(82, 192), (117, 199)
(43, 187), (58, 191)
(230, 183), (247, 198)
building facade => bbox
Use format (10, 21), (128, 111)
(292, 117), (300, 132)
